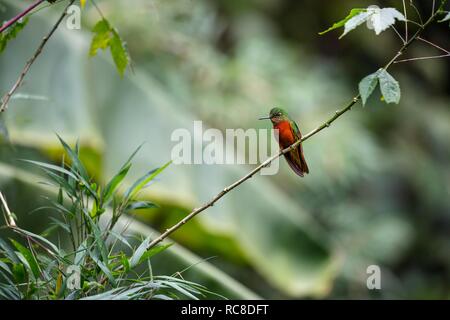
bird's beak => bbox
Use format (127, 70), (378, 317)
(258, 116), (270, 120)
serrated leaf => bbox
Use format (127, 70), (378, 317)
(89, 19), (111, 56)
(319, 8), (365, 35)
(358, 70), (380, 106)
(89, 19), (129, 76)
(110, 30), (129, 77)
(378, 69), (401, 104)
(367, 7), (406, 35)
(340, 11), (370, 38)
(439, 12), (450, 22)
(339, 6), (405, 38)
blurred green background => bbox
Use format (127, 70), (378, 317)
(0, 0), (449, 299)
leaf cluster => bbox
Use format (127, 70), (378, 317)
(0, 136), (213, 300)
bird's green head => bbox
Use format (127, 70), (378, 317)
(259, 107), (290, 124)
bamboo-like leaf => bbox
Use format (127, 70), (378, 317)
(129, 236), (152, 268)
(126, 200), (159, 211)
(103, 163), (131, 203)
(124, 161), (172, 201)
(138, 243), (172, 265)
(10, 239), (40, 279)
(0, 238), (20, 264)
(21, 159), (78, 181)
(56, 134), (89, 181)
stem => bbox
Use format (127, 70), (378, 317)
(0, 0), (45, 34)
(146, 3), (446, 250)
(394, 53), (450, 63)
(0, 191), (16, 227)
(0, 0), (76, 112)
(403, 0), (408, 42)
(418, 37), (450, 54)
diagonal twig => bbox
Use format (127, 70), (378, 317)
(0, 0), (45, 34)
(0, 0), (75, 112)
(0, 191), (16, 227)
(146, 3), (446, 250)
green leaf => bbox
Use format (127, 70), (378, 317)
(0, 18), (29, 54)
(358, 70), (380, 106)
(82, 210), (109, 264)
(129, 236), (152, 268)
(138, 243), (172, 265)
(56, 134), (89, 181)
(103, 143), (143, 203)
(0, 260), (12, 276)
(124, 161), (172, 201)
(110, 30), (129, 77)
(21, 159), (79, 181)
(0, 238), (20, 264)
(89, 249), (116, 286)
(378, 69), (401, 104)
(120, 253), (130, 273)
(89, 19), (129, 76)
(103, 162), (131, 203)
(126, 200), (159, 211)
(12, 263), (26, 283)
(319, 8), (365, 35)
(10, 239), (40, 279)
(89, 19), (111, 56)
(15, 227), (60, 255)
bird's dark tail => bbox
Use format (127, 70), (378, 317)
(284, 144), (309, 177)
(299, 144), (309, 174)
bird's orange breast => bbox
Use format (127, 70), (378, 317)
(274, 121), (296, 147)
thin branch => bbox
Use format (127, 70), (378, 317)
(403, 0), (408, 42)
(0, 0), (76, 112)
(409, 0), (424, 26)
(418, 36), (450, 54)
(0, 0), (45, 34)
(146, 2), (446, 251)
(90, 0), (106, 20)
(0, 191), (16, 227)
(391, 25), (406, 43)
(394, 53), (450, 63)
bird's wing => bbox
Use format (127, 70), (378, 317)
(288, 119), (309, 175)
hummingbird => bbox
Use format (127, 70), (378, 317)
(259, 107), (309, 177)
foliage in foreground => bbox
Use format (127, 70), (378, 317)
(0, 136), (218, 300)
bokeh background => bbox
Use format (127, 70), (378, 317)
(0, 0), (449, 299)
